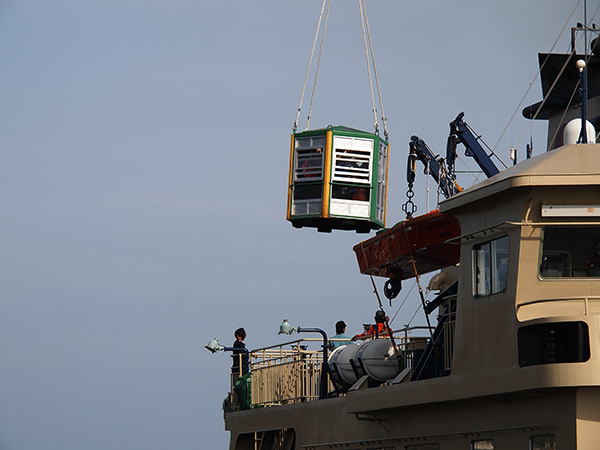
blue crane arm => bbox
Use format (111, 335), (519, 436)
(409, 136), (460, 199)
(449, 112), (500, 178)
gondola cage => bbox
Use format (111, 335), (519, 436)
(287, 126), (389, 233)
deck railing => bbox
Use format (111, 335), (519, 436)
(229, 326), (439, 410)
(250, 340), (325, 407)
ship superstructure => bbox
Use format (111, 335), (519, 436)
(217, 25), (600, 450)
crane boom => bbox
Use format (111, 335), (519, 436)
(448, 112), (500, 178)
(409, 136), (461, 199)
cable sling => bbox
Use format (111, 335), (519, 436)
(305, 0), (332, 131)
(360, 0), (389, 140)
(293, 0), (329, 133)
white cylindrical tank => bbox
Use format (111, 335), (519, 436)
(563, 119), (596, 145)
(328, 343), (361, 389)
(355, 338), (403, 383)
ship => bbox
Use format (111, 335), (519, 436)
(216, 24), (600, 450)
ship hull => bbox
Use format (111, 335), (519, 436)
(226, 386), (600, 449)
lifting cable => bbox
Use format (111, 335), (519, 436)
(305, 0), (332, 131)
(293, 0), (329, 133)
(359, 0), (389, 139)
(293, 0), (389, 138)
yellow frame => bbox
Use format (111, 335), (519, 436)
(321, 130), (333, 218)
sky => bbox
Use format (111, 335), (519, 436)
(0, 0), (592, 449)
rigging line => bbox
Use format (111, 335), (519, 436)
(426, 158), (430, 211)
(359, 0), (379, 133)
(359, 242), (402, 358)
(516, 3), (600, 152)
(466, 123), (509, 169)
(362, 0), (389, 140)
(401, 227), (435, 343)
(306, 0), (332, 131)
(491, 0), (581, 153)
(547, 77), (581, 150)
(456, 148), (486, 184)
(453, 141), (484, 184)
(406, 303), (422, 327)
(517, 50), (575, 151)
(532, 2), (600, 122)
(436, 163), (442, 209)
(293, 0), (328, 133)
(389, 279), (416, 325)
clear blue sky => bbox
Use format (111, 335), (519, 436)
(0, 0), (587, 448)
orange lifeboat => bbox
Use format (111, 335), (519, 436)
(353, 210), (461, 280)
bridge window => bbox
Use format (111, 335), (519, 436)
(472, 439), (494, 449)
(473, 236), (509, 296)
(530, 433), (556, 450)
(540, 226), (600, 278)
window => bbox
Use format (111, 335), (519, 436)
(332, 147), (371, 183)
(473, 236), (509, 296)
(472, 439), (494, 449)
(331, 184), (369, 201)
(518, 322), (590, 366)
(530, 433), (556, 450)
(293, 184), (322, 200)
(295, 148), (324, 181)
(331, 136), (373, 184)
(540, 226), (600, 278)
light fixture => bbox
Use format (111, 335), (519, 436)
(279, 319), (299, 335)
(205, 338), (225, 353)
(277, 319), (330, 399)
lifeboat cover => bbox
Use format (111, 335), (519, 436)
(353, 210), (460, 280)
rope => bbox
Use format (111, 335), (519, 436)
(425, 158), (430, 212)
(406, 303), (422, 328)
(465, 122), (509, 169)
(389, 280), (416, 325)
(293, 0), (328, 133)
(401, 227), (434, 343)
(547, 77), (581, 150)
(491, 0), (581, 153)
(361, 0), (389, 140)
(305, 0), (332, 131)
(517, 51), (575, 152)
(359, 241), (402, 361)
(359, 0), (378, 134)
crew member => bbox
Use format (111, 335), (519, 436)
(352, 310), (389, 340)
(330, 320), (352, 348)
(231, 327), (249, 381)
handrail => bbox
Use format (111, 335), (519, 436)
(517, 295), (600, 307)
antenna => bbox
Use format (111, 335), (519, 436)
(576, 59), (588, 144)
(577, 0), (589, 144)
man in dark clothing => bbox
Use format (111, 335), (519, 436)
(231, 327), (249, 377)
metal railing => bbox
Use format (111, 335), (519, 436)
(250, 340), (324, 407)
(229, 326), (444, 410)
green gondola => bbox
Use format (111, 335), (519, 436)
(287, 126), (389, 233)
